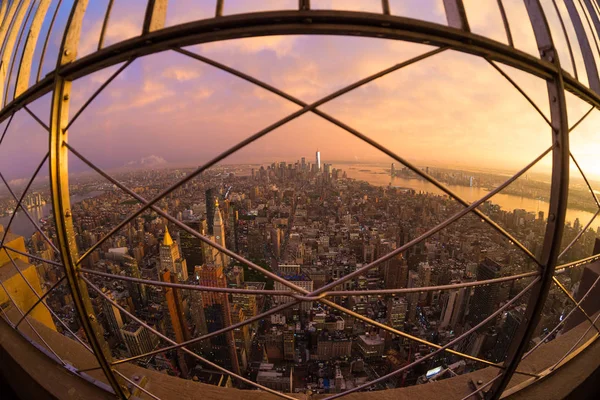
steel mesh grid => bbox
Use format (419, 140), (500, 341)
(0, 1), (597, 400)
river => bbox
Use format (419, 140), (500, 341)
(344, 165), (600, 232)
(0, 191), (104, 239)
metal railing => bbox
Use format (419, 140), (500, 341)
(0, 1), (598, 399)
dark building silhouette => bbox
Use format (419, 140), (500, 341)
(206, 188), (216, 235)
(468, 258), (501, 325)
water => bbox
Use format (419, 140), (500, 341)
(345, 165), (600, 232)
(1, 191), (104, 239)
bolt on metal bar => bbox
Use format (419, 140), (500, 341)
(65, 58), (134, 131)
(323, 278), (539, 400)
(2, 245), (63, 267)
(570, 152), (600, 208)
(0, 152), (48, 248)
(568, 105), (594, 132)
(67, 139), (549, 307)
(36, 0), (62, 83)
(113, 370), (161, 400)
(0, 170), (59, 255)
(552, 0), (579, 80)
(97, 0), (114, 50)
(83, 276), (298, 400)
(15, 275), (66, 328)
(23, 104), (49, 131)
(460, 374), (502, 400)
(487, 1), (571, 398)
(558, 208), (600, 259)
(81, 265), (539, 298)
(0, 274), (66, 366)
(6, 252), (94, 352)
(549, 310), (600, 371)
(522, 273), (600, 360)
(174, 46), (541, 266)
(486, 59), (552, 126)
(497, 0), (514, 47)
(75, 46), (448, 265)
(3, 0), (36, 107)
(552, 275), (600, 332)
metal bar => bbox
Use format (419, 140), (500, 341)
(583, 1), (600, 50)
(14, 0), (51, 98)
(382, 0), (390, 15)
(142, 0), (167, 34)
(23, 104), (49, 131)
(565, 0), (600, 92)
(0, 170), (59, 254)
(0, 272), (66, 366)
(487, 59), (551, 126)
(65, 58), (134, 131)
(6, 252), (94, 352)
(215, 0), (223, 17)
(0, 112), (13, 147)
(75, 46), (448, 265)
(553, 0), (579, 80)
(323, 278), (539, 400)
(97, 0), (114, 50)
(0, 152), (48, 247)
(69, 138), (549, 302)
(15, 275), (66, 328)
(443, 0), (470, 31)
(523, 273), (600, 359)
(2, 245), (63, 267)
(83, 276), (298, 400)
(568, 105), (594, 132)
(578, 0), (600, 58)
(570, 152), (600, 208)
(497, 0), (514, 47)
(113, 370), (161, 400)
(558, 208), (600, 259)
(80, 266), (538, 298)
(0, 1), (19, 51)
(49, 0), (127, 396)
(3, 0), (36, 107)
(555, 252), (600, 272)
(0, 1), (7, 27)
(488, 1), (571, 398)
(552, 275), (599, 332)
(548, 311), (600, 371)
(0, 0), (32, 106)
(36, 0), (61, 83)
(299, 0), (310, 11)
(175, 46), (542, 266)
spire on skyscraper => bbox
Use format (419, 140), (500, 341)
(163, 226), (174, 246)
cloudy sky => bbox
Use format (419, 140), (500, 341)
(0, 0), (599, 187)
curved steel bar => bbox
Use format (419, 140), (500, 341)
(81, 266), (539, 298)
(98, 0), (115, 51)
(552, 0), (579, 80)
(322, 278), (539, 400)
(1, 245), (63, 267)
(552, 276), (600, 333)
(83, 276), (297, 400)
(36, 0), (62, 83)
(113, 369), (161, 400)
(6, 252), (94, 352)
(0, 112), (13, 146)
(175, 46), (542, 266)
(488, 2), (571, 398)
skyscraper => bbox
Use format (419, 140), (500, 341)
(195, 264), (240, 375)
(213, 199), (228, 267)
(160, 270), (190, 344)
(469, 258), (501, 325)
(206, 188), (216, 235)
(159, 227), (188, 282)
(315, 150), (321, 172)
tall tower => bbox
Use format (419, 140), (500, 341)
(205, 188), (216, 235)
(316, 149), (321, 172)
(213, 200), (228, 267)
(159, 227), (188, 281)
(469, 258), (501, 325)
(196, 264), (240, 375)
